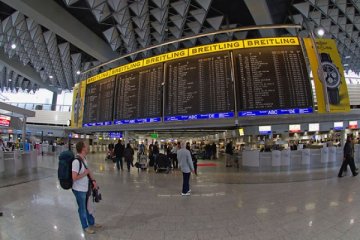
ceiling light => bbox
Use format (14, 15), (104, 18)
(345, 56), (351, 59)
(344, 64), (349, 67)
(8, 79), (12, 82)
(316, 28), (325, 37)
(49, 75), (53, 79)
(11, 43), (16, 49)
(76, 70), (81, 75)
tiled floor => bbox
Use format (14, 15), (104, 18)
(0, 153), (359, 240)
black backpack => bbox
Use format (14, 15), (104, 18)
(58, 150), (82, 190)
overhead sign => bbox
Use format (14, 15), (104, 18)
(150, 133), (158, 139)
(309, 123), (320, 132)
(349, 121), (358, 129)
(0, 115), (11, 127)
(334, 122), (344, 130)
(84, 37), (301, 84)
(289, 124), (301, 133)
(259, 126), (272, 135)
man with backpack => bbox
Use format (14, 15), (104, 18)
(72, 141), (101, 234)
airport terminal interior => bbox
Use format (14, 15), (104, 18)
(3, 0), (360, 239)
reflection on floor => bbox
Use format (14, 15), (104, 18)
(0, 153), (359, 240)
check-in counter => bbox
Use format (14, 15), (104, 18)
(1, 150), (37, 175)
(241, 147), (343, 171)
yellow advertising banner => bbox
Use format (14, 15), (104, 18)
(70, 81), (86, 128)
(304, 38), (350, 113)
(189, 41), (244, 56)
(143, 49), (188, 66)
(243, 37), (299, 48)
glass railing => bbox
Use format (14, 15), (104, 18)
(5, 102), (72, 112)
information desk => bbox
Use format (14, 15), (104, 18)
(241, 147), (344, 171)
(0, 150), (37, 175)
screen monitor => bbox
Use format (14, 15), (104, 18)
(349, 121), (358, 129)
(0, 115), (11, 127)
(259, 126), (272, 134)
(334, 122), (344, 130)
(289, 124), (301, 133)
(308, 123), (320, 132)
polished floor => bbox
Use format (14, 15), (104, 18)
(1, 152), (360, 240)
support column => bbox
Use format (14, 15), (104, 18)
(51, 91), (58, 111)
(22, 116), (27, 149)
(125, 131), (130, 145)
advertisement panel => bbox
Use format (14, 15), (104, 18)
(70, 81), (86, 128)
(0, 115), (11, 127)
(304, 38), (350, 113)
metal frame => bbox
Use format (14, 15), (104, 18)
(82, 24), (303, 75)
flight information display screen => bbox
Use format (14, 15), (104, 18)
(83, 76), (115, 126)
(114, 64), (163, 124)
(164, 52), (234, 121)
(234, 45), (313, 116)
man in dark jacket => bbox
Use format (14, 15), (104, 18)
(338, 136), (358, 177)
(114, 140), (125, 171)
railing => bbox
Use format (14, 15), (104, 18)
(5, 102), (72, 112)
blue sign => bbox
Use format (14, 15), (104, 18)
(83, 121), (113, 127)
(164, 112), (234, 122)
(109, 132), (123, 138)
(239, 108), (313, 117)
(114, 117), (161, 125)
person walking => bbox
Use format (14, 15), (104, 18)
(212, 142), (217, 159)
(225, 141), (234, 167)
(338, 136), (358, 177)
(72, 141), (101, 234)
(124, 143), (135, 172)
(114, 140), (125, 171)
(177, 142), (194, 196)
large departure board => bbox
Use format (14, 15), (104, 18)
(164, 53), (234, 121)
(114, 64), (163, 123)
(234, 45), (313, 116)
(83, 76), (115, 125)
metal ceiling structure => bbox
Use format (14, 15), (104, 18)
(0, 0), (359, 93)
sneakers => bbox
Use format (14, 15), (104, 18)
(84, 228), (95, 234)
(181, 192), (191, 196)
(353, 172), (358, 177)
(187, 189), (191, 193)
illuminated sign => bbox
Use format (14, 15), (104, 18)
(334, 122), (344, 130)
(289, 124), (301, 133)
(238, 128), (245, 136)
(0, 115), (11, 127)
(349, 121), (358, 129)
(259, 126), (272, 134)
(309, 123), (320, 132)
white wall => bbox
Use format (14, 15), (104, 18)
(27, 110), (71, 125)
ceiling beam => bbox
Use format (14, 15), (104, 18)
(244, 0), (276, 37)
(0, 102), (35, 117)
(2, 0), (119, 62)
(0, 49), (58, 92)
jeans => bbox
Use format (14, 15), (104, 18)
(182, 172), (191, 194)
(72, 190), (95, 229)
(116, 156), (123, 170)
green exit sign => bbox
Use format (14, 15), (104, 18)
(150, 133), (158, 139)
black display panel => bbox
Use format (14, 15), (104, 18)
(83, 76), (115, 125)
(164, 52), (234, 120)
(114, 64), (163, 123)
(234, 45), (313, 116)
